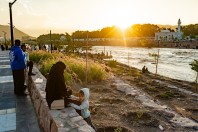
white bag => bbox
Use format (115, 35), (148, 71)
(51, 99), (64, 110)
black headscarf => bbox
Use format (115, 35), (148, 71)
(45, 61), (70, 108)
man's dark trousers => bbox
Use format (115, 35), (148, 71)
(27, 61), (33, 74)
(12, 69), (25, 94)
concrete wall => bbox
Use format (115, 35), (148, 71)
(27, 67), (95, 132)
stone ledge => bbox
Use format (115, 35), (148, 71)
(27, 67), (95, 132)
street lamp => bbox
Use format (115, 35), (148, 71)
(9, 0), (17, 47)
(50, 30), (52, 53)
(155, 40), (160, 75)
(86, 31), (88, 84)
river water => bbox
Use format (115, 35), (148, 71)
(91, 46), (198, 82)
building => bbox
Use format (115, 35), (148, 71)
(155, 19), (183, 41)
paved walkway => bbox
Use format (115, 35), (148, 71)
(0, 51), (41, 132)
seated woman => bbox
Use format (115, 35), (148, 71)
(45, 61), (72, 109)
(142, 65), (146, 73)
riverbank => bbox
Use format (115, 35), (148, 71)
(30, 51), (198, 131)
(91, 46), (198, 82)
(72, 60), (198, 131)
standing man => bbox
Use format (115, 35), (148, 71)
(21, 44), (35, 76)
(9, 40), (27, 95)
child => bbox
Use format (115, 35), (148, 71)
(70, 88), (96, 130)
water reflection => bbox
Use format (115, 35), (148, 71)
(92, 46), (198, 82)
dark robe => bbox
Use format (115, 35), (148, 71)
(45, 61), (71, 108)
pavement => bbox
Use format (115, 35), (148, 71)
(0, 50), (41, 132)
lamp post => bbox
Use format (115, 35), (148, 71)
(50, 30), (52, 53)
(155, 40), (160, 75)
(86, 31), (88, 84)
(9, 0), (17, 47)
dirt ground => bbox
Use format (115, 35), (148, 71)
(72, 63), (198, 132)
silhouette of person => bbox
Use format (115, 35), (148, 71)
(142, 66), (146, 73)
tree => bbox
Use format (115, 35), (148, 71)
(37, 33), (69, 50)
(125, 24), (160, 37)
(182, 24), (198, 37)
(190, 60), (198, 83)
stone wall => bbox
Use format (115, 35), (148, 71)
(27, 67), (95, 132)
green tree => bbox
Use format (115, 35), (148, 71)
(37, 33), (69, 49)
(182, 24), (198, 37)
(65, 32), (72, 42)
(71, 26), (123, 39)
(190, 60), (198, 83)
(125, 24), (160, 37)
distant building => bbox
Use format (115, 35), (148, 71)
(155, 19), (183, 41)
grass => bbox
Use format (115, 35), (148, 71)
(64, 72), (72, 85)
(158, 91), (174, 99)
(136, 110), (144, 120)
(29, 51), (55, 63)
(106, 60), (118, 68)
(145, 87), (159, 92)
(29, 51), (107, 84)
(114, 127), (122, 132)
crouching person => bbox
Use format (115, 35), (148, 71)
(70, 88), (96, 131)
(45, 61), (72, 109)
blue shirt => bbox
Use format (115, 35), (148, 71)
(9, 46), (26, 70)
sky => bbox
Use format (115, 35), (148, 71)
(0, 0), (198, 37)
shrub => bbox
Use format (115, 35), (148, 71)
(88, 63), (106, 82)
(29, 51), (54, 63)
(64, 72), (72, 85)
(40, 59), (56, 75)
(145, 87), (159, 92)
(190, 59), (198, 83)
(30, 52), (107, 84)
(158, 91), (174, 99)
(63, 57), (106, 82)
(107, 60), (118, 68)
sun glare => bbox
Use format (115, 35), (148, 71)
(114, 19), (131, 32)
(116, 24), (128, 32)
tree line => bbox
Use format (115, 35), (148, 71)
(37, 23), (198, 45)
(182, 24), (198, 38)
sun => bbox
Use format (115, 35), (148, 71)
(115, 20), (131, 32)
(103, 7), (133, 32)
(116, 24), (128, 31)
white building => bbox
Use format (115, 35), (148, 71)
(155, 19), (183, 41)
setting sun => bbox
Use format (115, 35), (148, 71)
(115, 23), (130, 32)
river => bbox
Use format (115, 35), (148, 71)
(91, 46), (198, 82)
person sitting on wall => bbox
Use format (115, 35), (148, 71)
(21, 44), (35, 76)
(45, 61), (72, 109)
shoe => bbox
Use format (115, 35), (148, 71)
(28, 73), (36, 76)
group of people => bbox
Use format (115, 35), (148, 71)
(1, 44), (9, 51)
(9, 39), (35, 96)
(142, 65), (149, 73)
(45, 61), (96, 130)
(9, 39), (96, 130)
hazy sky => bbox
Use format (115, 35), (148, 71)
(0, 0), (198, 37)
